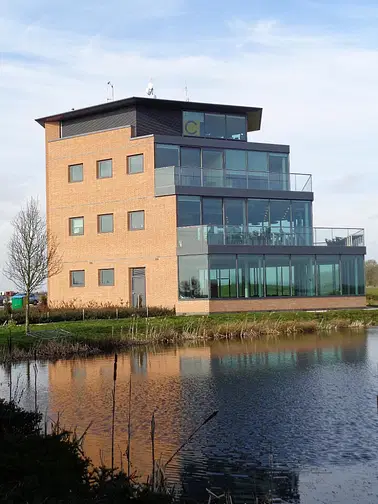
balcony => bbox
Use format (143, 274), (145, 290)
(177, 225), (365, 252)
(155, 166), (312, 194)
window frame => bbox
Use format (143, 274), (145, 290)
(68, 163), (83, 183)
(127, 154), (144, 174)
(97, 159), (113, 179)
(98, 213), (114, 233)
(70, 270), (85, 287)
(128, 210), (145, 231)
(69, 216), (84, 236)
(183, 111), (247, 141)
(98, 268), (115, 286)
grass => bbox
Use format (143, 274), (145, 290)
(0, 309), (375, 363)
(366, 287), (378, 306)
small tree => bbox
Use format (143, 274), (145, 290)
(3, 198), (62, 334)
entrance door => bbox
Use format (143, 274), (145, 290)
(131, 268), (146, 308)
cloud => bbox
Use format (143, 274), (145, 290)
(1, 8), (378, 288)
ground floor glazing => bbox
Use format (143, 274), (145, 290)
(178, 254), (365, 300)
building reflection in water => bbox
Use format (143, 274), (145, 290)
(13, 330), (370, 503)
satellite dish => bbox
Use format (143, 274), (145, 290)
(146, 79), (156, 98)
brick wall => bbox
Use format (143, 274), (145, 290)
(177, 296), (366, 314)
(46, 126), (178, 307)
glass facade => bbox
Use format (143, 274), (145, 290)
(155, 144), (290, 190)
(178, 255), (208, 298)
(178, 254), (365, 299)
(183, 111), (246, 141)
(177, 196), (313, 244)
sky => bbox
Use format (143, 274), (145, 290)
(1, 0), (378, 288)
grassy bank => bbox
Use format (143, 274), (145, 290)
(367, 286), (378, 305)
(0, 309), (375, 362)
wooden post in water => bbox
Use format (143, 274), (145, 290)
(111, 354), (118, 473)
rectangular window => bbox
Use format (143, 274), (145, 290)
(183, 111), (205, 137)
(97, 159), (112, 179)
(177, 196), (201, 227)
(238, 255), (264, 298)
(99, 268), (115, 286)
(224, 199), (245, 245)
(265, 255), (290, 296)
(269, 153), (289, 190)
(202, 149), (224, 188)
(129, 210), (145, 230)
(180, 147), (201, 186)
(247, 151), (268, 189)
(155, 144), (180, 169)
(292, 201), (313, 246)
(205, 113), (226, 139)
(341, 255), (365, 295)
(98, 214), (114, 233)
(225, 150), (247, 189)
(69, 163), (83, 182)
(203, 198), (224, 245)
(70, 270), (85, 287)
(178, 255), (209, 299)
(269, 200), (292, 244)
(291, 255), (315, 296)
(209, 255), (237, 299)
(226, 115), (247, 141)
(316, 255), (340, 296)
(128, 154), (144, 174)
(69, 217), (84, 236)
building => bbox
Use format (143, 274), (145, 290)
(36, 97), (366, 313)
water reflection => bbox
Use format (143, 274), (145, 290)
(1, 330), (378, 503)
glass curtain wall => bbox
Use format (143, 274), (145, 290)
(178, 256), (208, 299)
(265, 256), (290, 296)
(203, 198), (224, 245)
(238, 255), (264, 298)
(292, 201), (312, 245)
(209, 255), (237, 298)
(341, 255), (365, 295)
(178, 254), (365, 299)
(291, 256), (315, 296)
(316, 255), (341, 296)
(180, 147), (201, 186)
(202, 149), (224, 187)
(224, 199), (245, 245)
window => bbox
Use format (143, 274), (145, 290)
(268, 154), (289, 190)
(209, 255), (237, 298)
(97, 159), (112, 179)
(128, 154), (144, 174)
(98, 214), (114, 233)
(269, 200), (291, 244)
(129, 211), (144, 230)
(224, 199), (245, 245)
(69, 217), (84, 236)
(99, 268), (115, 286)
(341, 255), (365, 295)
(247, 151), (268, 189)
(202, 149), (223, 188)
(69, 163), (83, 182)
(238, 255), (264, 298)
(70, 270), (85, 287)
(155, 144), (180, 169)
(291, 255), (315, 296)
(205, 113), (226, 139)
(265, 255), (290, 296)
(225, 150), (247, 188)
(292, 201), (313, 245)
(226, 115), (247, 141)
(316, 255), (340, 296)
(177, 196), (201, 227)
(180, 148), (201, 186)
(178, 255), (209, 299)
(203, 198), (224, 245)
(183, 111), (204, 137)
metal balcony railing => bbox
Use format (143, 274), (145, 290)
(155, 166), (312, 192)
(177, 226), (365, 249)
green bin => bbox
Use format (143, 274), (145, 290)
(11, 296), (25, 309)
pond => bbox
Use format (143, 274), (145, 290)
(1, 329), (378, 503)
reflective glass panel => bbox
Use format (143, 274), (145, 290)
(226, 115), (247, 141)
(183, 112), (204, 137)
(178, 255), (208, 299)
(209, 255), (237, 298)
(205, 113), (226, 139)
(316, 255), (340, 296)
(238, 255), (264, 298)
(155, 144), (180, 168)
(265, 255), (290, 296)
(291, 255), (315, 296)
(177, 196), (201, 227)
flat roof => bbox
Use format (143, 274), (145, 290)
(35, 96), (263, 132)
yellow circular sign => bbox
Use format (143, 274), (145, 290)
(184, 120), (200, 136)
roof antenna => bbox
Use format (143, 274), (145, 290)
(146, 78), (157, 99)
(107, 81), (114, 101)
(184, 82), (190, 102)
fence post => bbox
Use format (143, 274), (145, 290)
(82, 308), (85, 321)
(116, 308), (119, 319)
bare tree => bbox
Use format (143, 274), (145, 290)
(3, 197), (62, 334)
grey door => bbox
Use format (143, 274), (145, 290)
(131, 268), (146, 308)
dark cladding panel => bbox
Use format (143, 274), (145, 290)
(61, 107), (136, 138)
(136, 105), (182, 137)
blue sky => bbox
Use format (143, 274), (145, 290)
(1, 0), (378, 287)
